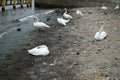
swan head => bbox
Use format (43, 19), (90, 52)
(64, 8), (67, 12)
(34, 16), (40, 22)
(37, 45), (48, 49)
(99, 21), (104, 32)
(64, 8), (67, 10)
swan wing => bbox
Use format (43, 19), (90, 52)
(60, 17), (70, 23)
(33, 22), (50, 28)
(100, 31), (107, 40)
(28, 47), (49, 56)
(63, 13), (73, 19)
(101, 6), (108, 10)
(57, 18), (66, 26)
(94, 32), (101, 40)
(94, 31), (107, 40)
(28, 47), (39, 55)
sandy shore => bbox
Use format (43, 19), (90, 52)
(0, 7), (120, 80)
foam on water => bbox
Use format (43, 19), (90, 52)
(0, 27), (17, 39)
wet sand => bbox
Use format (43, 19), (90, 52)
(0, 7), (120, 80)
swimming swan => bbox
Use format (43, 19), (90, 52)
(115, 1), (120, 12)
(28, 45), (49, 56)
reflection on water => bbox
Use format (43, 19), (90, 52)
(0, 0), (56, 62)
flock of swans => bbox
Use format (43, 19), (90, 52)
(25, 3), (119, 56)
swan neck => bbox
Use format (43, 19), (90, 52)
(35, 17), (39, 22)
(65, 9), (67, 13)
(99, 24), (104, 32)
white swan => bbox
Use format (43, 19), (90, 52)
(101, 3), (108, 10)
(94, 22), (107, 40)
(115, 2), (119, 11)
(57, 17), (70, 26)
(63, 8), (73, 19)
(76, 10), (84, 17)
(33, 16), (50, 30)
(28, 45), (49, 56)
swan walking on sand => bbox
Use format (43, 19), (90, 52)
(28, 45), (49, 56)
(94, 22), (107, 40)
(63, 8), (73, 19)
(33, 16), (50, 31)
(57, 17), (70, 26)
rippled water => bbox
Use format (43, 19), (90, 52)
(0, 1), (56, 62)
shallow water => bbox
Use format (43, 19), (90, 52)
(0, 1), (56, 62)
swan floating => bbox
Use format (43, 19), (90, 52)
(76, 10), (84, 17)
(28, 45), (49, 56)
(33, 16), (50, 30)
(63, 8), (73, 19)
(101, 3), (108, 10)
(94, 22), (107, 40)
(57, 17), (70, 26)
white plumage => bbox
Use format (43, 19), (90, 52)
(63, 8), (73, 19)
(76, 10), (84, 17)
(57, 17), (70, 26)
(115, 3), (120, 10)
(101, 3), (108, 10)
(33, 16), (50, 29)
(94, 22), (107, 40)
(28, 45), (49, 56)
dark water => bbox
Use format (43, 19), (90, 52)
(0, 1), (56, 62)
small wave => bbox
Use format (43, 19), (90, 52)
(0, 32), (7, 38)
(44, 10), (55, 15)
(0, 27), (17, 39)
(18, 14), (36, 22)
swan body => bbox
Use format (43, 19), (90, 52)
(28, 45), (49, 56)
(33, 16), (50, 29)
(115, 4), (120, 10)
(57, 17), (70, 26)
(101, 3), (108, 10)
(94, 31), (107, 40)
(94, 23), (107, 40)
(76, 10), (84, 17)
(101, 6), (108, 10)
(33, 22), (50, 28)
(63, 8), (73, 19)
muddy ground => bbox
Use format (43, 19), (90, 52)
(0, 7), (120, 80)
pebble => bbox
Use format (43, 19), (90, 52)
(50, 63), (55, 66)
(17, 28), (21, 31)
(100, 72), (109, 77)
